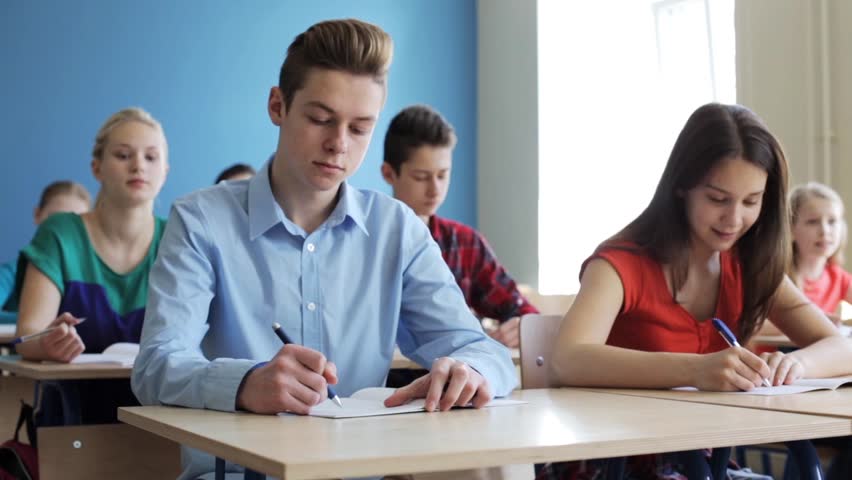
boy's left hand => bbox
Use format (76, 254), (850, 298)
(384, 357), (492, 411)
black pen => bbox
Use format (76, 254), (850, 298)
(271, 322), (343, 408)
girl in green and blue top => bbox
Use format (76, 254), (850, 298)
(5, 107), (169, 425)
(0, 181), (91, 324)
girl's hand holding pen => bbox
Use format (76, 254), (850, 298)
(693, 347), (772, 392)
(38, 312), (86, 363)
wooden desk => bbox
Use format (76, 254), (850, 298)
(582, 385), (852, 420)
(390, 348), (520, 370)
(0, 324), (15, 345)
(0, 355), (179, 480)
(118, 388), (851, 480)
(751, 334), (796, 348)
(0, 355), (131, 380)
(751, 325), (852, 349)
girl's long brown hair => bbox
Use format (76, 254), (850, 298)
(601, 103), (790, 341)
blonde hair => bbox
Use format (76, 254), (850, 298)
(278, 18), (394, 111)
(38, 181), (91, 210)
(790, 182), (847, 274)
(91, 107), (167, 160)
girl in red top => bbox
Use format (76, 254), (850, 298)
(539, 103), (852, 479)
(790, 182), (852, 323)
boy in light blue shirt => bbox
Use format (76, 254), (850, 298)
(132, 18), (517, 480)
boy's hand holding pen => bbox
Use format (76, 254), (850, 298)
(235, 323), (341, 415)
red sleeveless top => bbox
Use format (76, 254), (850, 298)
(801, 263), (852, 314)
(582, 247), (744, 354)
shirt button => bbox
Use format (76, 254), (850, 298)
(307, 243), (316, 252)
(307, 302), (316, 311)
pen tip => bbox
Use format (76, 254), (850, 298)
(272, 322), (281, 329)
(332, 395), (343, 408)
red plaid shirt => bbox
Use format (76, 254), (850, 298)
(429, 215), (538, 322)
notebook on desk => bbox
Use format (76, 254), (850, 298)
(284, 387), (526, 419)
(43, 342), (138, 367)
(676, 376), (852, 396)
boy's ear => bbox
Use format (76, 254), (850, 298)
(268, 87), (285, 126)
(380, 163), (396, 185)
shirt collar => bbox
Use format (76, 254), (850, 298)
(248, 161), (285, 240)
(328, 182), (369, 236)
(248, 160), (369, 239)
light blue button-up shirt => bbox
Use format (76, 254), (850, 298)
(132, 161), (517, 479)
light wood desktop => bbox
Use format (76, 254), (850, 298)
(0, 324), (16, 345)
(118, 388), (851, 480)
(582, 385), (852, 420)
(0, 354), (131, 380)
(750, 334), (797, 348)
(751, 324), (852, 350)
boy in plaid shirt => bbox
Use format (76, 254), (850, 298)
(381, 105), (537, 349)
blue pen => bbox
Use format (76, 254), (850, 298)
(10, 317), (87, 345)
(271, 322), (343, 408)
(711, 318), (772, 387)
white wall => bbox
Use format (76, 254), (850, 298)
(477, 0), (539, 286)
(478, 0), (852, 287)
(737, 0), (852, 259)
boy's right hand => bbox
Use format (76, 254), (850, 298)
(236, 344), (338, 415)
(693, 347), (770, 391)
(39, 312), (85, 363)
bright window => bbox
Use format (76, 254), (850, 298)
(537, 0), (735, 294)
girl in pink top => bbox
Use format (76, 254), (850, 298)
(790, 182), (852, 323)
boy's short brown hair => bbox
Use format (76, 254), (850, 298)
(279, 19), (394, 112)
(383, 105), (457, 173)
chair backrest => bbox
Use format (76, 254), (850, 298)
(517, 284), (576, 316)
(519, 312), (568, 389)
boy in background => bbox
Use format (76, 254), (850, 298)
(382, 105), (538, 348)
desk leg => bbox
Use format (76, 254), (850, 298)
(709, 447), (732, 480)
(674, 449), (711, 479)
(216, 457), (225, 480)
(244, 469), (265, 480)
(784, 440), (823, 480)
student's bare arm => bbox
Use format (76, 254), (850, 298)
(550, 259), (769, 391)
(767, 276), (852, 379)
(15, 263), (84, 361)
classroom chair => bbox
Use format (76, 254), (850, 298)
(519, 312), (732, 479)
(517, 285), (576, 317)
(519, 313), (565, 390)
(519, 312), (629, 479)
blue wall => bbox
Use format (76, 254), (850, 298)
(0, 0), (477, 262)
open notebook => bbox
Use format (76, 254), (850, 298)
(676, 376), (852, 396)
(44, 342), (139, 367)
(285, 387), (526, 419)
